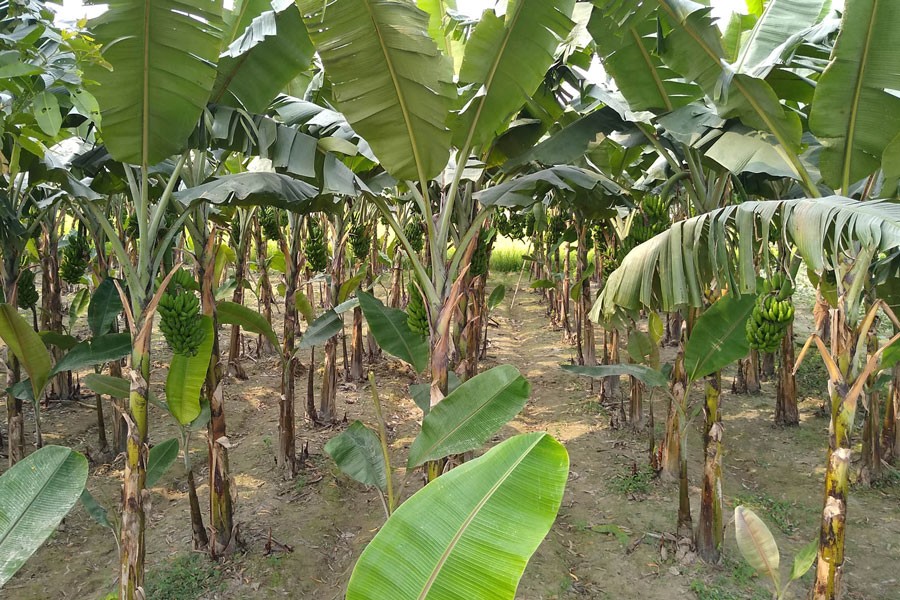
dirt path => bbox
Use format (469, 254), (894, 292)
(3, 273), (899, 599)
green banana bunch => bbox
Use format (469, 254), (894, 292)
(350, 223), (371, 261)
(17, 268), (38, 310)
(746, 272), (795, 352)
(259, 206), (283, 241)
(61, 231), (92, 285)
(230, 218), (241, 245)
(158, 269), (205, 356)
(404, 217), (425, 253)
(124, 213), (139, 240)
(305, 219), (328, 273)
(470, 228), (496, 278)
(406, 282), (429, 336)
(548, 213), (567, 245)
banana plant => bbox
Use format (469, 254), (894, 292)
(567, 292), (755, 561)
(593, 196), (900, 597)
(297, 1), (580, 473)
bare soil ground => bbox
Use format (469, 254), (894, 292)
(2, 272), (899, 599)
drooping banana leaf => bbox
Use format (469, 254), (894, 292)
(85, 0), (225, 165)
(298, 0), (455, 182)
(216, 300), (280, 353)
(0, 446), (88, 587)
(732, 0), (828, 76)
(49, 333), (132, 377)
(588, 3), (699, 112)
(592, 196), (900, 317)
(561, 363), (668, 388)
(346, 432), (569, 600)
(299, 310), (343, 349)
(173, 172), (321, 212)
(87, 277), (123, 337)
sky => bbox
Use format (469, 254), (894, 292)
(51, 0), (753, 26)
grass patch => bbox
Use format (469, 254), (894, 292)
(145, 553), (224, 600)
(794, 348), (827, 402)
(734, 491), (799, 535)
(609, 463), (656, 496)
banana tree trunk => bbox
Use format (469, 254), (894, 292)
(2, 265), (23, 465)
(602, 329), (620, 402)
(883, 363), (899, 464)
(43, 219), (71, 404)
(746, 350), (761, 393)
(775, 324), (799, 425)
(388, 251), (403, 308)
(120, 323), (151, 599)
(629, 377), (643, 430)
(186, 467), (209, 550)
(319, 233), (344, 424)
(226, 233), (250, 380)
(697, 374), (723, 562)
(859, 331), (883, 486)
(661, 350), (685, 479)
(253, 217), (276, 356)
(279, 235), (301, 479)
(200, 239), (234, 557)
(350, 306), (365, 381)
(561, 243), (572, 341)
(109, 358), (127, 454)
(811, 309), (854, 600)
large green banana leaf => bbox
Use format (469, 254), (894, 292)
(173, 172), (321, 212)
(85, 0), (224, 165)
(597, 0), (810, 188)
(0, 304), (52, 400)
(732, 0), (827, 75)
(417, 0), (457, 58)
(592, 196), (900, 317)
(212, 0), (315, 112)
(357, 292), (429, 373)
(324, 420), (387, 493)
(588, 4), (699, 112)
(87, 278), (123, 337)
(0, 446), (88, 587)
(347, 432), (569, 600)
(298, 0), (455, 182)
(683, 293), (756, 382)
(216, 300), (280, 353)
(808, 0), (900, 191)
(407, 365), (530, 468)
(49, 333), (132, 377)
(453, 0), (576, 151)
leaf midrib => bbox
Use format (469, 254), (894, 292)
(459, 0), (526, 154)
(412, 372), (520, 466)
(840, 0), (880, 193)
(416, 434), (543, 599)
(362, 0), (428, 185)
(0, 452), (77, 568)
